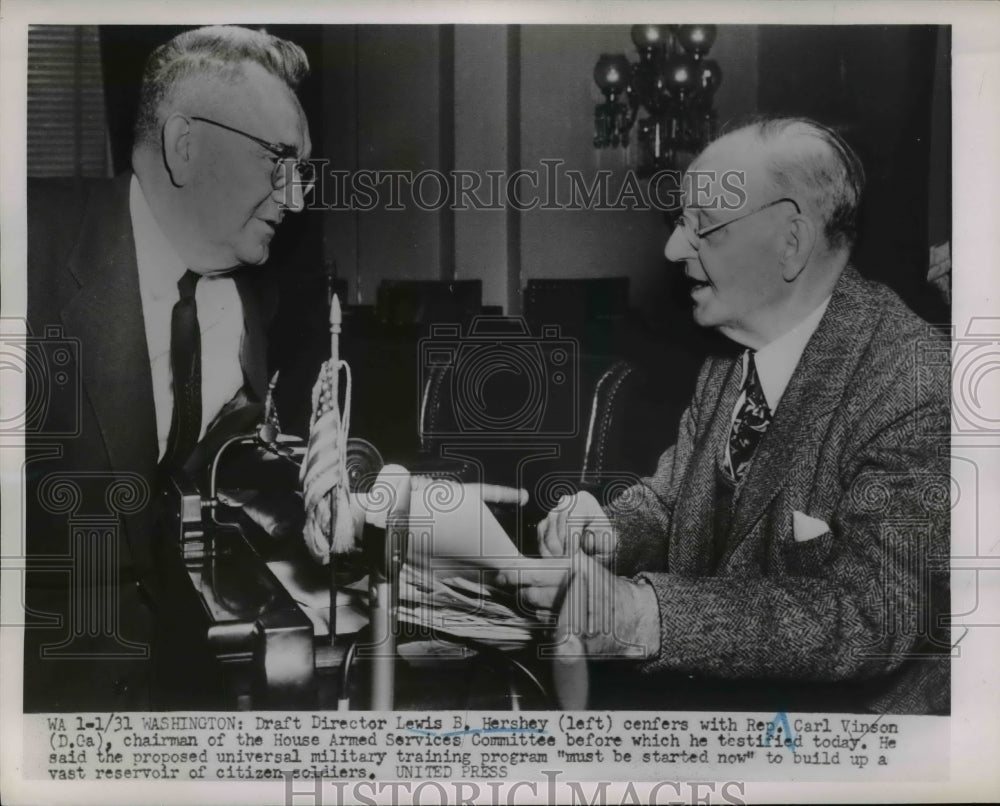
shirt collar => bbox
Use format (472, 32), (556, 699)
(753, 296), (831, 411)
(129, 174), (188, 300)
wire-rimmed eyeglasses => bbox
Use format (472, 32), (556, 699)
(673, 197), (802, 244)
(190, 115), (315, 191)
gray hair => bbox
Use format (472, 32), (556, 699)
(727, 116), (866, 252)
(133, 25), (309, 148)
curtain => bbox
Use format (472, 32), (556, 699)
(27, 25), (110, 179)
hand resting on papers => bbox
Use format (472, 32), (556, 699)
(494, 490), (616, 611)
(536, 490), (617, 565)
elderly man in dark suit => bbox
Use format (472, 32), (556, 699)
(508, 118), (950, 715)
(25, 26), (313, 711)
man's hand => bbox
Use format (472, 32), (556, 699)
(504, 490), (617, 610)
(537, 490), (616, 566)
(546, 558), (660, 708)
(494, 560), (570, 611)
(927, 240), (951, 305)
(494, 553), (661, 663)
(557, 554), (660, 660)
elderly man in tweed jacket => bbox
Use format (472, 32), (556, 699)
(508, 118), (950, 715)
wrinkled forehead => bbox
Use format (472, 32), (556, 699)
(684, 133), (773, 211)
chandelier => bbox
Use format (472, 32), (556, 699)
(593, 25), (722, 176)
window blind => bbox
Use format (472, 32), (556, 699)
(27, 25), (110, 178)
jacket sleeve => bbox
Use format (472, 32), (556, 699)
(604, 359), (712, 577)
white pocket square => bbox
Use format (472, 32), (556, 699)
(792, 511), (830, 543)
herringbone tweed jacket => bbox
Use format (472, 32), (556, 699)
(605, 266), (950, 714)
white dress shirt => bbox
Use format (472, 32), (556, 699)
(130, 176), (245, 460)
(754, 296), (832, 412)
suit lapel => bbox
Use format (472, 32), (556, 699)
(719, 267), (875, 565)
(60, 174), (159, 569)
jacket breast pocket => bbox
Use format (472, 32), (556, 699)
(781, 530), (835, 576)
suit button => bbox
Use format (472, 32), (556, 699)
(114, 677), (129, 696)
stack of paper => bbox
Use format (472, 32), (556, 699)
(271, 475), (568, 648)
(268, 559), (554, 648)
(397, 564), (553, 648)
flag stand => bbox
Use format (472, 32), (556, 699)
(328, 294), (342, 647)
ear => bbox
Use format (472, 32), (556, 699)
(779, 213), (817, 282)
(161, 113), (195, 187)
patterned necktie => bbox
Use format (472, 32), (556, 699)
(727, 351), (772, 482)
(163, 270), (201, 467)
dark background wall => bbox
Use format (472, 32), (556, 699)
(756, 25), (950, 323)
(96, 24), (950, 326)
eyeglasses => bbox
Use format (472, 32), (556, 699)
(190, 115), (316, 191)
(674, 197), (802, 244)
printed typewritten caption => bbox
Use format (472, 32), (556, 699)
(25, 711), (947, 783)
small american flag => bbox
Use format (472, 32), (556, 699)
(300, 357), (355, 561)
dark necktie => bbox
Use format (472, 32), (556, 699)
(727, 351), (772, 483)
(164, 270), (201, 467)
